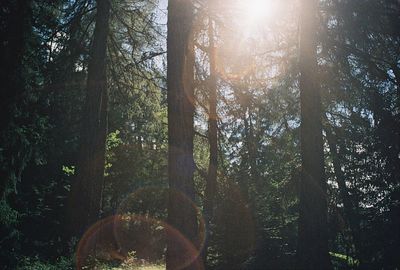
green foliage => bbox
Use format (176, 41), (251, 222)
(17, 256), (73, 270)
(62, 165), (75, 176)
(0, 199), (19, 226)
(105, 130), (123, 175)
(329, 252), (359, 268)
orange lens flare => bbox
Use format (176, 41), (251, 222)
(76, 187), (206, 270)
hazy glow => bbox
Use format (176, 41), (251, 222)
(239, 0), (278, 27)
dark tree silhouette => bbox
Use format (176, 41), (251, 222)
(0, 0), (32, 200)
(297, 0), (332, 268)
(166, 0), (199, 269)
(67, 0), (111, 237)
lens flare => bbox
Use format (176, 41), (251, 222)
(76, 214), (204, 270)
(76, 187), (206, 270)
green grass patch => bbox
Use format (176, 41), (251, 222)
(329, 252), (359, 267)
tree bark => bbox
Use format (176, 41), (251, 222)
(67, 0), (111, 237)
(297, 0), (332, 269)
(166, 0), (199, 269)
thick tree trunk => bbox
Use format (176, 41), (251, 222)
(166, 0), (199, 270)
(0, 0), (32, 200)
(297, 0), (332, 269)
(67, 0), (110, 237)
(203, 17), (218, 266)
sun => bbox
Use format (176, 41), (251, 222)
(244, 0), (269, 20)
(238, 0), (278, 27)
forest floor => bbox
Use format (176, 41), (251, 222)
(105, 265), (165, 270)
(101, 264), (165, 270)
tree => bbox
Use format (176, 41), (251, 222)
(296, 0), (332, 268)
(203, 16), (218, 266)
(67, 0), (111, 237)
(319, 0), (400, 267)
(166, 0), (200, 269)
(0, 0), (32, 200)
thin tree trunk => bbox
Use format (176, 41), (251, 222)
(247, 113), (259, 188)
(166, 0), (199, 269)
(203, 17), (218, 266)
(240, 107), (251, 202)
(67, 0), (111, 237)
(297, 0), (332, 268)
(324, 123), (363, 265)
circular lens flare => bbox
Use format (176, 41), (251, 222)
(76, 214), (204, 270)
(116, 187), (206, 255)
(74, 187), (206, 270)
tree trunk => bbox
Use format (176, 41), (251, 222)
(67, 0), (111, 237)
(239, 106), (251, 202)
(324, 123), (363, 265)
(297, 0), (332, 269)
(166, 0), (199, 269)
(0, 0), (32, 200)
(203, 17), (218, 266)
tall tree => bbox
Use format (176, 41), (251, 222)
(296, 0), (332, 268)
(67, 0), (111, 237)
(203, 16), (218, 266)
(166, 0), (199, 270)
(0, 0), (32, 200)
